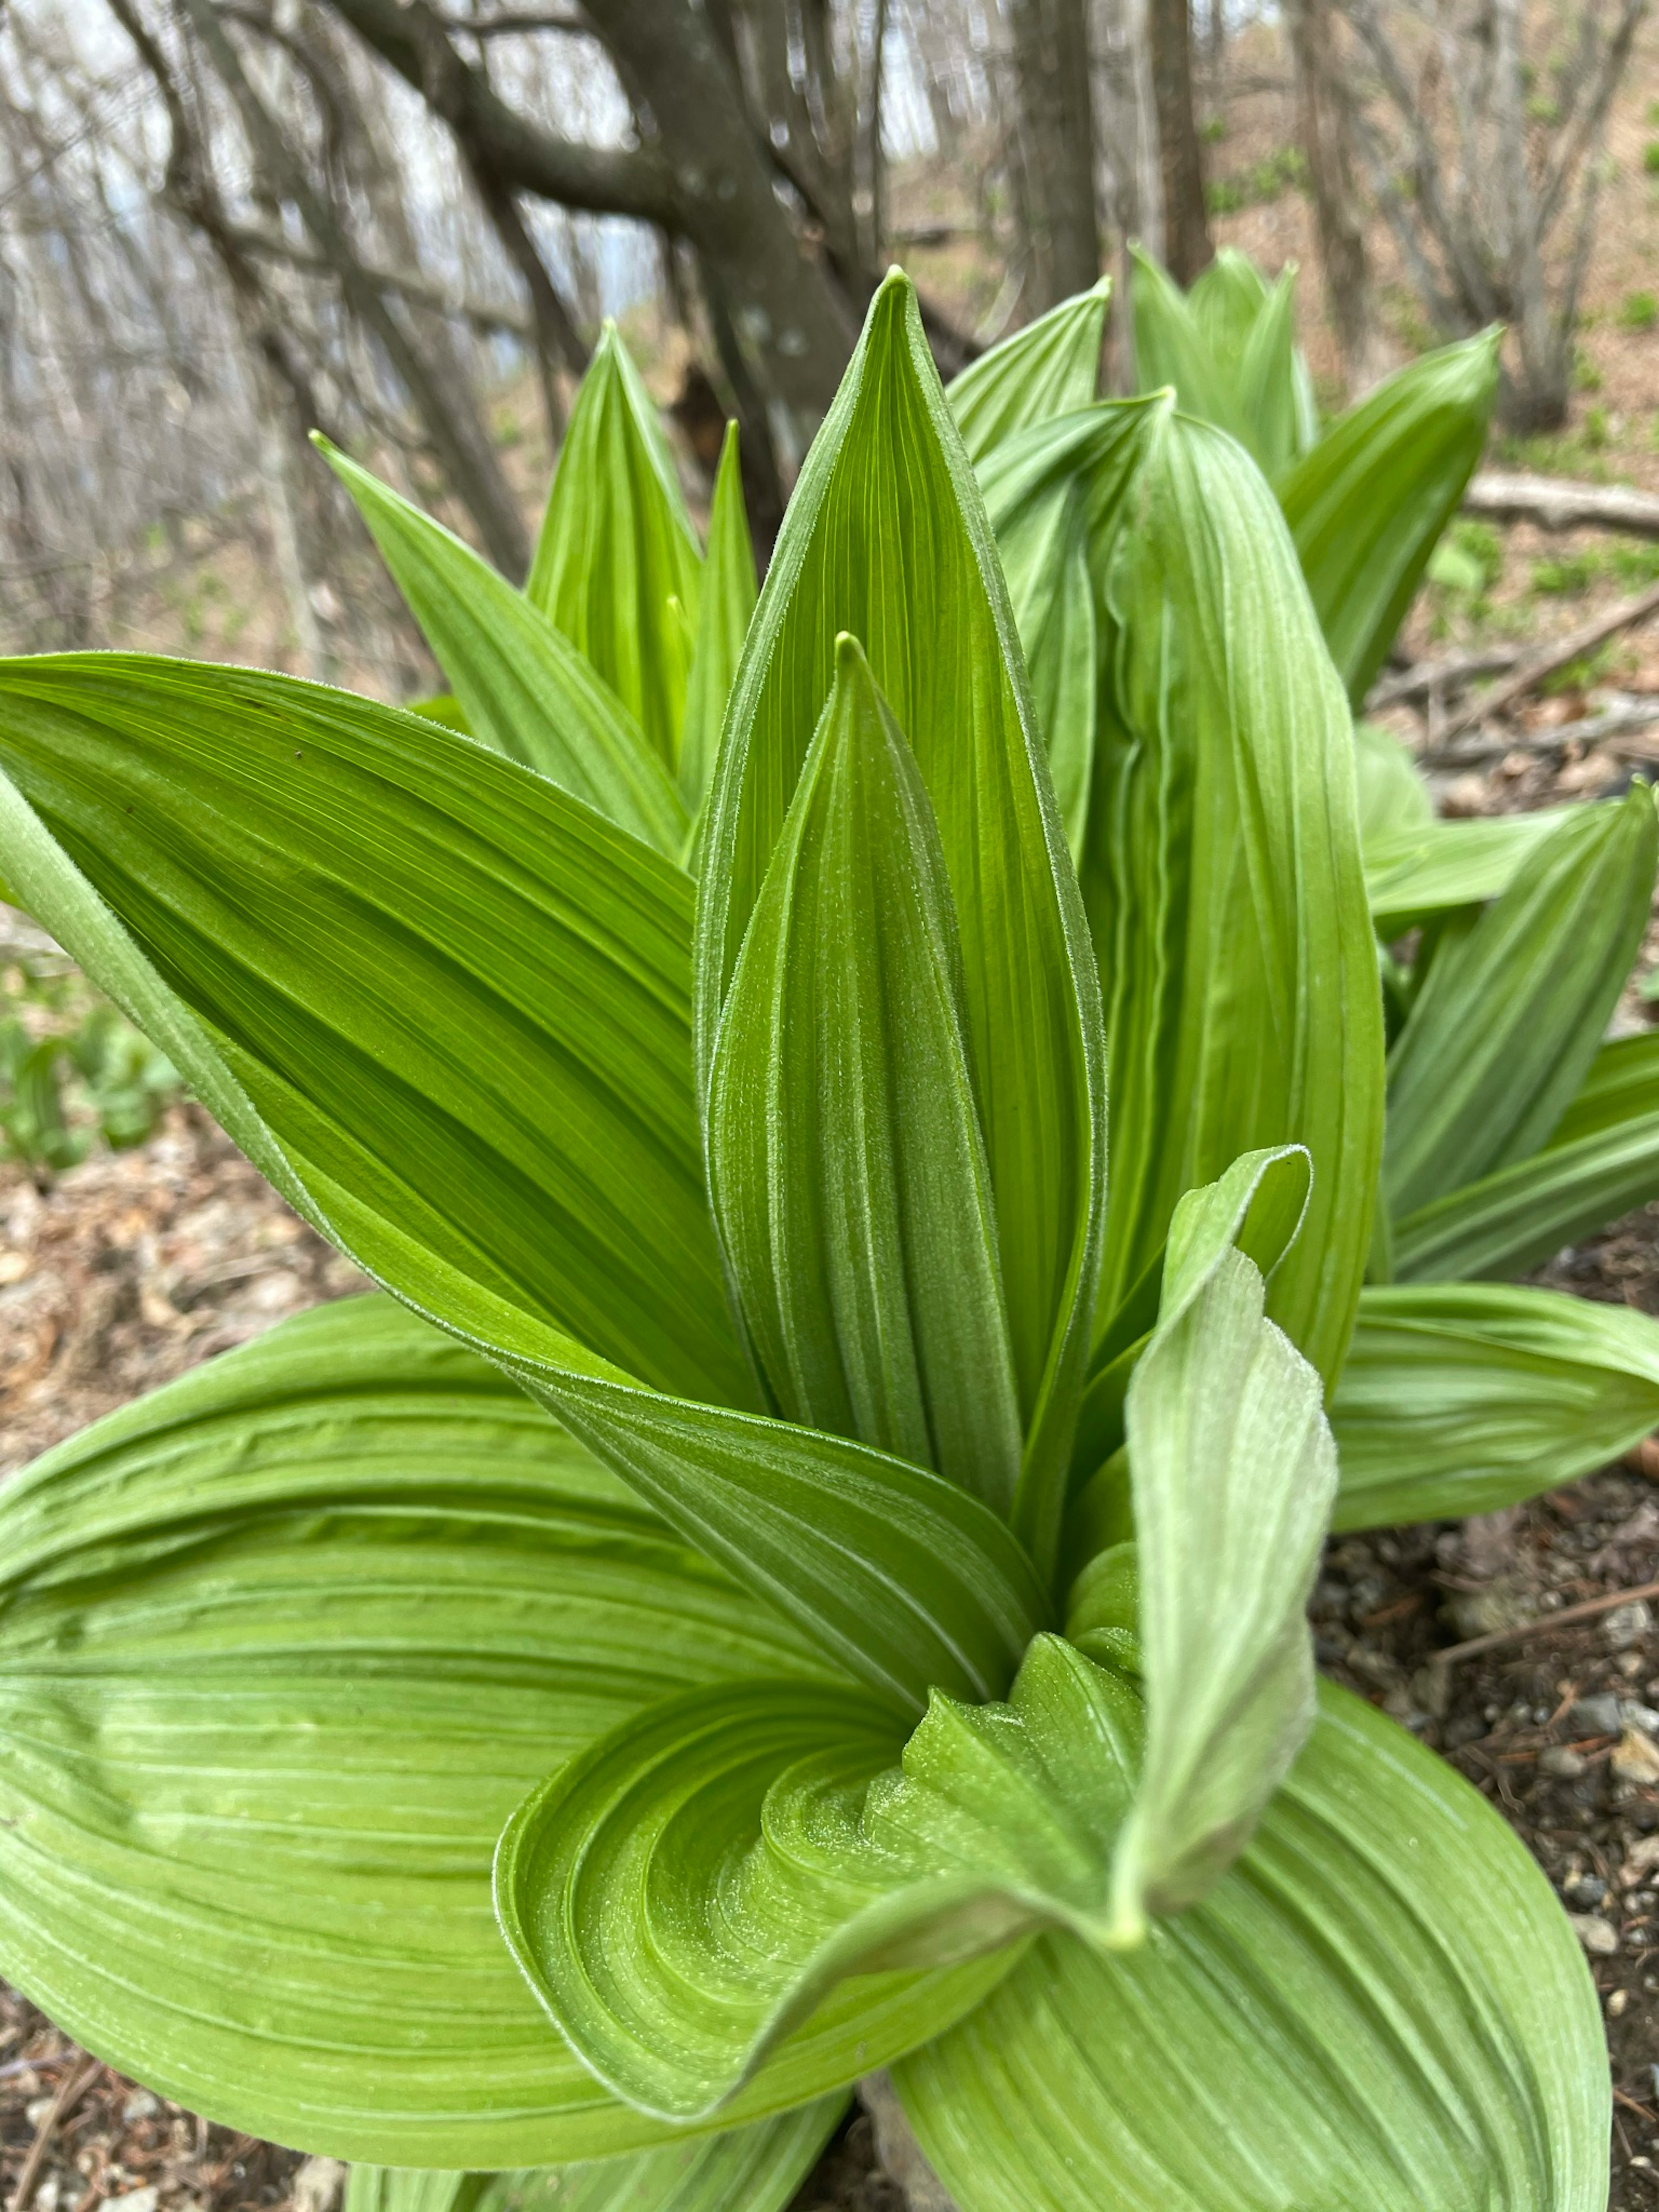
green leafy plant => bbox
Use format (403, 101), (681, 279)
(0, 963), (180, 1171)
(1621, 289), (1659, 331)
(0, 271), (1623, 2210)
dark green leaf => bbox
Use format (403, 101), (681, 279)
(678, 423), (756, 817)
(946, 280), (1110, 464)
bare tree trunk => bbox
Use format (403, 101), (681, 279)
(1008, 0), (1100, 305)
(1287, 0), (1383, 393)
(1147, 0), (1210, 283)
(259, 391), (328, 679)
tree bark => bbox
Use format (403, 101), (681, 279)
(1007, 0), (1100, 306)
(1286, 0), (1381, 393)
(1147, 0), (1211, 284)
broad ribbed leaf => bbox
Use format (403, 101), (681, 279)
(319, 439), (686, 856)
(678, 424), (756, 816)
(1101, 1153), (1334, 1937)
(1188, 246), (1268, 364)
(1129, 247), (1243, 441)
(497, 1635), (1141, 2121)
(0, 659), (1046, 1708)
(1333, 1282), (1659, 1527)
(895, 1683), (1607, 2212)
(0, 1296), (900, 2168)
(0, 655), (741, 1404)
(977, 401), (1163, 862)
(1364, 806), (1572, 936)
(1279, 332), (1501, 703)
(946, 280), (1110, 464)
(527, 324), (702, 768)
(1233, 270), (1305, 479)
(1355, 719), (1433, 842)
(1082, 410), (1385, 1383)
(1385, 785), (1658, 1219)
(344, 2097), (845, 2212)
(1395, 1029), (1659, 1280)
(706, 635), (1023, 1512)
(698, 270), (1106, 1579)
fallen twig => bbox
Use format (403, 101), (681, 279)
(8, 2055), (99, 2212)
(1432, 1577), (1659, 1668)
(1437, 578), (1659, 742)
(1465, 470), (1659, 540)
(1368, 643), (1525, 711)
(1417, 693), (1659, 769)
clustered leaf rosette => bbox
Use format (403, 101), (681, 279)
(0, 266), (1630, 2212)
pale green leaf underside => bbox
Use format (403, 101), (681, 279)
(946, 280), (1110, 464)
(496, 1635), (1140, 2122)
(1111, 1155), (1334, 1933)
(706, 636), (1023, 1512)
(1129, 248), (1247, 447)
(895, 1682), (1607, 2212)
(1384, 785), (1658, 1218)
(317, 439), (686, 857)
(698, 270), (1105, 1580)
(527, 323), (702, 770)
(1393, 1028), (1659, 1281)
(343, 2094), (845, 2212)
(0, 658), (1042, 1715)
(1332, 1281), (1659, 1527)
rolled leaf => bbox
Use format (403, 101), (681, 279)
(1233, 269), (1305, 479)
(0, 658), (1044, 1710)
(1333, 1281), (1659, 1527)
(497, 1635), (1141, 2122)
(527, 323), (702, 768)
(895, 1683), (1608, 2212)
(344, 2097), (845, 2212)
(1395, 1028), (1659, 1281)
(1279, 331), (1501, 704)
(318, 438), (687, 857)
(1104, 1151), (1334, 1937)
(678, 423), (756, 816)
(698, 270), (1107, 1580)
(1128, 245), (1245, 442)
(706, 635), (1023, 1513)
(1187, 245), (1268, 365)
(1364, 805), (1572, 936)
(0, 1296), (887, 2168)
(1082, 409), (1385, 1385)
(1384, 784), (1659, 1220)
(946, 279), (1110, 464)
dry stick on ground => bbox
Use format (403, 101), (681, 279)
(1433, 1576), (1659, 1669)
(1418, 695), (1659, 769)
(7, 2055), (99, 2212)
(1369, 643), (1527, 712)
(1436, 576), (1659, 743)
(1465, 471), (1659, 541)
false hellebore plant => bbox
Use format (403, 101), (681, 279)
(0, 271), (1621, 2212)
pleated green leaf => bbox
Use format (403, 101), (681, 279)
(894, 1682), (1608, 2212)
(318, 439), (687, 857)
(678, 423), (756, 816)
(706, 635), (1023, 1513)
(977, 401), (1163, 862)
(0, 658), (1049, 1710)
(1104, 1153), (1334, 1937)
(1364, 805), (1572, 936)
(1332, 1282), (1659, 1528)
(497, 1634), (1143, 2122)
(1187, 246), (1269, 364)
(1278, 332), (1501, 704)
(1129, 247), (1245, 442)
(1394, 1029), (1659, 1281)
(946, 279), (1110, 464)
(1232, 269), (1306, 479)
(0, 1295), (889, 2168)
(1384, 784), (1659, 1219)
(344, 2095), (845, 2212)
(698, 269), (1107, 1580)
(527, 323), (702, 769)
(1354, 719), (1434, 842)
(1081, 409), (1385, 1384)
(407, 692), (472, 733)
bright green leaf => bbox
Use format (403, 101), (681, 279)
(1394, 1028), (1659, 1280)
(698, 270), (1106, 1581)
(1364, 805), (1573, 936)
(1384, 785), (1659, 1218)
(1354, 719), (1434, 842)
(1082, 409), (1385, 1385)
(946, 280), (1110, 464)
(1128, 246), (1245, 443)
(1332, 1281), (1659, 1528)
(706, 635), (1023, 1514)
(1279, 332), (1501, 704)
(895, 1682), (1608, 2212)
(527, 324), (702, 769)
(318, 439), (687, 857)
(678, 423), (756, 817)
